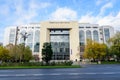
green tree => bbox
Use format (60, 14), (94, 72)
(0, 46), (10, 62)
(108, 31), (120, 60)
(23, 46), (33, 62)
(42, 42), (53, 65)
(6, 44), (33, 62)
(17, 44), (33, 62)
(83, 39), (106, 62)
(6, 44), (20, 62)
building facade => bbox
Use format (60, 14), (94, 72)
(3, 21), (114, 61)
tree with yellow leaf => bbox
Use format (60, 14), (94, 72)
(83, 39), (106, 62)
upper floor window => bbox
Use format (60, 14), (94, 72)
(93, 30), (99, 42)
(27, 30), (33, 43)
(34, 30), (40, 43)
(104, 28), (110, 41)
(86, 30), (92, 39)
(79, 30), (85, 42)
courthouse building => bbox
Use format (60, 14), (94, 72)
(3, 21), (114, 61)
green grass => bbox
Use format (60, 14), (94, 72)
(0, 65), (81, 69)
(101, 61), (120, 64)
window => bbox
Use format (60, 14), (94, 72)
(93, 27), (98, 28)
(60, 48), (64, 53)
(27, 30), (33, 43)
(79, 26), (84, 28)
(9, 29), (16, 43)
(34, 30), (40, 43)
(79, 30), (85, 46)
(86, 26), (91, 28)
(65, 48), (69, 53)
(93, 30), (99, 42)
(34, 42), (39, 52)
(86, 30), (92, 39)
(104, 28), (110, 42)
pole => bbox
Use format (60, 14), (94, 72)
(15, 26), (19, 46)
(15, 26), (19, 62)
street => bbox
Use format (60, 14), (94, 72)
(0, 64), (120, 80)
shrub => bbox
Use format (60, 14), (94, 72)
(0, 60), (73, 66)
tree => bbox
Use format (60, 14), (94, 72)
(6, 44), (21, 62)
(23, 46), (33, 62)
(108, 31), (120, 60)
(0, 46), (10, 62)
(83, 39), (106, 62)
(6, 44), (33, 62)
(42, 42), (53, 65)
(16, 44), (33, 62)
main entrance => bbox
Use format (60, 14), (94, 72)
(50, 29), (70, 60)
(40, 21), (80, 61)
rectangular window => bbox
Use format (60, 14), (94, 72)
(65, 48), (69, 53)
(93, 27), (98, 28)
(79, 26), (84, 28)
(80, 46), (85, 52)
(86, 26), (91, 28)
(60, 48), (64, 52)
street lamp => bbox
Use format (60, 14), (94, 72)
(19, 32), (30, 62)
(20, 32), (30, 46)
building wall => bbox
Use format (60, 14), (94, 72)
(40, 21), (80, 61)
(3, 26), (16, 46)
(3, 21), (114, 61)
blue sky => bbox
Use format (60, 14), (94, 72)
(0, 0), (120, 42)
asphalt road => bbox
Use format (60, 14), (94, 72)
(0, 64), (120, 80)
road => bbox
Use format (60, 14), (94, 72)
(0, 64), (120, 80)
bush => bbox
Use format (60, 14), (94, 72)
(0, 61), (73, 66)
(49, 61), (73, 66)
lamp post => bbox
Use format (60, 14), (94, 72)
(20, 32), (30, 46)
(20, 32), (30, 62)
(15, 26), (19, 46)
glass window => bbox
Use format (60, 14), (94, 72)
(104, 28), (110, 42)
(86, 30), (92, 39)
(93, 30), (99, 42)
(50, 29), (70, 60)
(27, 30), (33, 43)
(26, 43), (33, 50)
(50, 35), (69, 42)
(60, 48), (64, 52)
(34, 42), (39, 52)
(9, 29), (16, 44)
(34, 30), (40, 43)
(79, 30), (85, 46)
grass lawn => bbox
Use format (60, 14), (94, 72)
(0, 65), (81, 69)
(101, 61), (120, 64)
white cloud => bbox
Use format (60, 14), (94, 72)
(98, 12), (120, 30)
(79, 12), (120, 31)
(12, 0), (51, 25)
(0, 0), (51, 42)
(99, 2), (113, 15)
(79, 14), (100, 24)
(50, 7), (77, 21)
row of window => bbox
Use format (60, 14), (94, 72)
(52, 55), (69, 60)
(79, 26), (98, 28)
(20, 27), (40, 29)
(20, 30), (40, 43)
(79, 30), (99, 45)
(52, 48), (69, 53)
